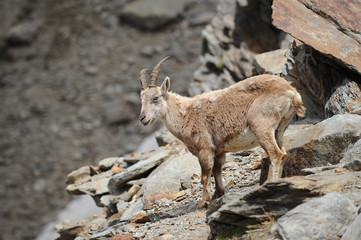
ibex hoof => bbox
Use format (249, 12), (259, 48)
(212, 190), (225, 200)
(197, 200), (209, 209)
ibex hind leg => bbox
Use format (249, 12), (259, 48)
(275, 109), (295, 152)
(249, 120), (287, 180)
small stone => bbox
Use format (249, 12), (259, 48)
(335, 168), (347, 175)
(110, 233), (133, 240)
(172, 190), (188, 201)
(251, 159), (262, 170)
(84, 66), (98, 76)
(223, 161), (238, 169)
(197, 212), (205, 218)
(133, 211), (150, 223)
(226, 179), (234, 189)
(99, 157), (126, 171)
(112, 166), (124, 174)
(122, 184), (141, 202)
(155, 234), (174, 240)
(134, 231), (146, 238)
(66, 166), (91, 184)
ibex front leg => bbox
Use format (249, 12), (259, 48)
(212, 153), (226, 200)
(197, 149), (214, 208)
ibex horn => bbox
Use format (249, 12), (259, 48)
(149, 56), (169, 88)
(139, 68), (149, 90)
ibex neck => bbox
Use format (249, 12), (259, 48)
(161, 92), (190, 140)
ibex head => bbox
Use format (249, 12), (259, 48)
(139, 56), (170, 126)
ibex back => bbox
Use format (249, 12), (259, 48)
(139, 57), (306, 208)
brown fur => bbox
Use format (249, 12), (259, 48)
(139, 73), (306, 208)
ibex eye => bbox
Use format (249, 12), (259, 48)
(153, 96), (160, 103)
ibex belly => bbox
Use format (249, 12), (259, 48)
(223, 127), (259, 152)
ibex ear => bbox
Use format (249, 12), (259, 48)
(161, 76), (170, 94)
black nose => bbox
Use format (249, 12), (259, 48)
(139, 114), (145, 122)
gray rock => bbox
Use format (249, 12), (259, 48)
(116, 200), (130, 213)
(141, 153), (201, 209)
(271, 192), (358, 240)
(98, 157), (127, 171)
(282, 114), (361, 176)
(108, 149), (171, 193)
(56, 218), (88, 240)
(120, 198), (144, 222)
(342, 214), (361, 240)
(66, 171), (112, 196)
(120, 0), (187, 30)
(66, 166), (91, 184)
(207, 172), (360, 235)
(325, 79), (361, 117)
(341, 138), (361, 162)
(155, 129), (178, 146)
(5, 20), (41, 45)
(342, 139), (361, 171)
(148, 202), (198, 221)
(254, 49), (288, 75)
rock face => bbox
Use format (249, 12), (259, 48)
(283, 114), (361, 176)
(271, 192), (358, 240)
(272, 0), (361, 74)
(188, 0), (284, 95)
(325, 80), (361, 117)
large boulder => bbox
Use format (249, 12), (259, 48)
(272, 0), (361, 74)
(141, 153), (201, 209)
(282, 114), (361, 176)
(207, 171), (361, 236)
(271, 192), (358, 240)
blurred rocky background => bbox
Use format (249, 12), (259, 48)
(0, 0), (217, 239)
(1, 0), (360, 240)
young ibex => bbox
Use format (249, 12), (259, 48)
(139, 57), (305, 208)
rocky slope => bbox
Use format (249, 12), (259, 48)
(54, 0), (361, 239)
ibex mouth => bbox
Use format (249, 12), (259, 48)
(142, 119), (151, 126)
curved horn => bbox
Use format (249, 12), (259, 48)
(149, 56), (169, 88)
(139, 68), (148, 90)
